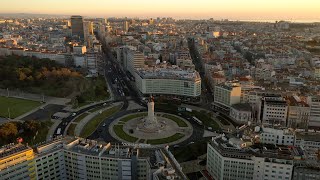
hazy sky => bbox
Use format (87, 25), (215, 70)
(1, 0), (320, 20)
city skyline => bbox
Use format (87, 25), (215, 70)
(1, 0), (320, 21)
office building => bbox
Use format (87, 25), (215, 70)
(259, 127), (294, 146)
(262, 96), (288, 126)
(135, 67), (201, 97)
(212, 83), (241, 112)
(229, 103), (252, 123)
(0, 137), (186, 180)
(71, 15), (84, 40)
(125, 50), (145, 75)
(287, 95), (310, 129)
(307, 96), (320, 127)
(207, 134), (293, 180)
(123, 21), (129, 32)
(83, 21), (94, 42)
(0, 144), (36, 180)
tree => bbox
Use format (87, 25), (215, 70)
(23, 120), (40, 133)
(0, 122), (18, 139)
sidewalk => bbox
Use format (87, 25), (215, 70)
(74, 102), (122, 136)
(46, 119), (61, 140)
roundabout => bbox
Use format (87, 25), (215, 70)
(109, 97), (193, 146)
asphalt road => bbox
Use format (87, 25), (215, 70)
(22, 104), (65, 121)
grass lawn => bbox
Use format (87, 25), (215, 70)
(67, 123), (77, 136)
(146, 133), (185, 145)
(113, 125), (138, 142)
(80, 105), (121, 138)
(31, 121), (54, 145)
(120, 113), (147, 123)
(88, 106), (105, 113)
(162, 114), (188, 127)
(73, 113), (89, 123)
(0, 96), (41, 118)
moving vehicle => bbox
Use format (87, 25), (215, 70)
(56, 128), (61, 135)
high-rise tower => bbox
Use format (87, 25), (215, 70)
(71, 15), (84, 40)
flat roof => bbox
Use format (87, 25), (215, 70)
(136, 67), (200, 81)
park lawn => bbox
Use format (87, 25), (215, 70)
(162, 114), (188, 127)
(146, 133), (185, 145)
(0, 96), (41, 118)
(120, 113), (147, 123)
(113, 125), (138, 142)
(28, 120), (54, 146)
(73, 113), (89, 123)
(67, 123), (77, 136)
(80, 105), (121, 138)
(88, 106), (105, 113)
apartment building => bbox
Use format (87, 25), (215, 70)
(207, 135), (293, 180)
(135, 67), (201, 97)
(0, 137), (186, 180)
(212, 83), (241, 112)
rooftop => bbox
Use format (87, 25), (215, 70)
(0, 144), (31, 160)
(209, 134), (294, 161)
(136, 67), (201, 81)
(231, 103), (252, 111)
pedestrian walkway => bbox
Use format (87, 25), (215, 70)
(46, 119), (61, 140)
(74, 102), (122, 136)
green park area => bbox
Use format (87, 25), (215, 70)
(146, 133), (185, 145)
(0, 56), (87, 98)
(162, 114), (188, 127)
(73, 112), (89, 123)
(80, 105), (121, 138)
(0, 96), (41, 118)
(113, 125), (138, 142)
(74, 76), (110, 108)
(67, 123), (77, 136)
(119, 113), (147, 123)
(0, 120), (53, 146)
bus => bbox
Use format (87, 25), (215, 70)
(192, 116), (203, 125)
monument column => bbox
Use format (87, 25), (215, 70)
(147, 96), (155, 123)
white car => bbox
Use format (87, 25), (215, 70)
(72, 113), (76, 117)
(103, 123), (106, 127)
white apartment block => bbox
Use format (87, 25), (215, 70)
(135, 67), (201, 97)
(229, 103), (252, 123)
(85, 52), (99, 70)
(207, 135), (293, 180)
(287, 96), (310, 128)
(126, 50), (145, 76)
(307, 96), (320, 127)
(262, 97), (288, 126)
(0, 137), (186, 180)
(212, 83), (241, 112)
(259, 128), (294, 146)
(294, 132), (320, 151)
(0, 144), (35, 180)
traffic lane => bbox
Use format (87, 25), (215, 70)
(53, 101), (114, 136)
(92, 108), (205, 145)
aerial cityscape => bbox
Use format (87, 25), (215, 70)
(0, 1), (320, 180)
